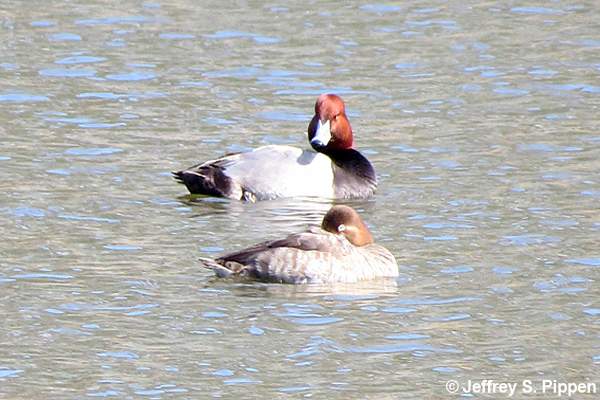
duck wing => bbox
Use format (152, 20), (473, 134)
(217, 228), (343, 264)
(205, 228), (347, 283)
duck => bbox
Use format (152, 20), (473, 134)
(200, 205), (398, 284)
(173, 94), (377, 201)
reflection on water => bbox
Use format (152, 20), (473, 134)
(1, 0), (599, 398)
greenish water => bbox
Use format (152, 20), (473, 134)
(1, 1), (599, 398)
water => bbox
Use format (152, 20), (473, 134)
(1, 1), (599, 398)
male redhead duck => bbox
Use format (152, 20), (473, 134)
(173, 94), (377, 201)
(200, 205), (398, 284)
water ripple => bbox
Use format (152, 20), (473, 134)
(75, 16), (157, 26)
(510, 7), (565, 15)
(566, 258), (600, 267)
(0, 369), (24, 378)
(55, 55), (106, 64)
(159, 32), (195, 40)
(224, 377), (262, 385)
(31, 20), (56, 27)
(440, 265), (474, 274)
(500, 234), (561, 246)
(202, 311), (228, 318)
(359, 4), (401, 13)
(103, 244), (142, 251)
(289, 317), (343, 325)
(87, 390), (121, 397)
(394, 297), (480, 306)
(97, 351), (139, 360)
(94, 304), (158, 313)
(77, 92), (123, 100)
(12, 273), (73, 281)
(105, 71), (156, 81)
(39, 68), (96, 78)
(58, 214), (121, 224)
(248, 326), (265, 336)
(256, 111), (311, 122)
(64, 147), (123, 156)
(48, 32), (81, 41)
(205, 30), (280, 44)
(583, 308), (600, 316)
(8, 207), (46, 218)
(381, 306), (417, 314)
(0, 93), (49, 103)
(424, 313), (471, 322)
(213, 369), (234, 377)
(385, 333), (430, 340)
(345, 343), (460, 354)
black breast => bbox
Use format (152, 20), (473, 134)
(325, 149), (377, 199)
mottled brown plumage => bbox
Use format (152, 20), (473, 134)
(200, 206), (398, 284)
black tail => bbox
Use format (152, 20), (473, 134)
(172, 165), (235, 198)
(172, 170), (185, 184)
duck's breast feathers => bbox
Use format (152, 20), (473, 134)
(326, 148), (377, 198)
(363, 244), (398, 272)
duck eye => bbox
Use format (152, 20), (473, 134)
(337, 224), (346, 233)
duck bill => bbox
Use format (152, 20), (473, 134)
(310, 119), (331, 149)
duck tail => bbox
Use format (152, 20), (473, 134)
(172, 165), (235, 198)
(172, 170), (185, 184)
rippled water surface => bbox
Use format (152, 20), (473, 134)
(1, 1), (599, 398)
